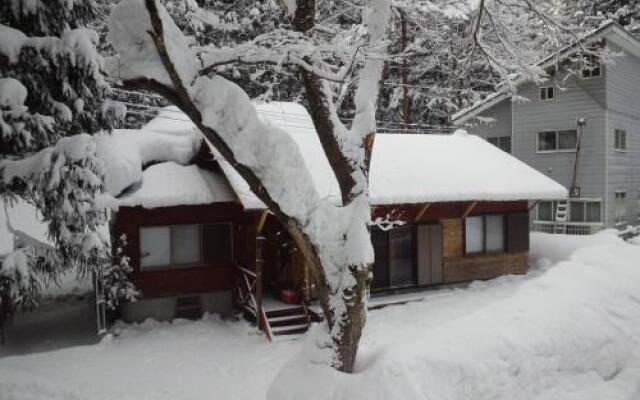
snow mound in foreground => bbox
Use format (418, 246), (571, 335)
(269, 240), (640, 400)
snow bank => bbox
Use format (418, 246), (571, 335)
(530, 230), (624, 264)
(270, 240), (640, 400)
(0, 315), (299, 400)
(96, 129), (200, 196)
(116, 162), (235, 209)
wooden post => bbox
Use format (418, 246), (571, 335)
(462, 201), (479, 218)
(415, 203), (431, 222)
(255, 235), (269, 339)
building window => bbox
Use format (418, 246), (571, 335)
(569, 200), (602, 223)
(615, 191), (627, 225)
(488, 136), (512, 153)
(537, 130), (577, 152)
(537, 201), (556, 221)
(465, 215), (505, 255)
(581, 55), (602, 79)
(614, 129), (627, 151)
(538, 200), (601, 223)
(140, 223), (233, 269)
(539, 87), (555, 101)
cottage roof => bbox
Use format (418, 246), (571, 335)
(209, 102), (566, 209)
(369, 132), (567, 204)
(452, 21), (640, 125)
(116, 162), (236, 209)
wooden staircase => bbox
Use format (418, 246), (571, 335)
(243, 300), (320, 339)
(266, 304), (311, 337)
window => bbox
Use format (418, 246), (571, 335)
(139, 223), (233, 269)
(539, 87), (555, 101)
(140, 227), (171, 267)
(465, 216), (484, 254)
(485, 215), (505, 252)
(569, 200), (602, 223)
(537, 201), (555, 221)
(614, 129), (627, 151)
(488, 136), (512, 153)
(465, 215), (505, 255)
(537, 130), (577, 152)
(615, 191), (627, 225)
(581, 55), (602, 79)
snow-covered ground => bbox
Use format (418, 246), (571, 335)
(1, 232), (639, 400)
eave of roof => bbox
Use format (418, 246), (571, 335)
(452, 21), (639, 125)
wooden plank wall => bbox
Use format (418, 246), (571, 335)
(440, 218), (528, 284)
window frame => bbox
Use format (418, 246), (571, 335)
(488, 136), (512, 153)
(614, 129), (627, 152)
(464, 214), (506, 256)
(536, 129), (578, 153)
(539, 86), (555, 101)
(536, 199), (602, 223)
(536, 200), (556, 222)
(568, 199), (602, 223)
(139, 222), (234, 270)
(581, 55), (602, 79)
(615, 191), (627, 226)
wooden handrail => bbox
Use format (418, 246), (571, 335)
(235, 265), (257, 278)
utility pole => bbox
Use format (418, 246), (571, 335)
(570, 117), (587, 198)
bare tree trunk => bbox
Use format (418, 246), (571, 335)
(332, 266), (370, 372)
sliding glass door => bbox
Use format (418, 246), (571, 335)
(371, 226), (417, 290)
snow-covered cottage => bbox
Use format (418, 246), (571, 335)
(108, 103), (566, 337)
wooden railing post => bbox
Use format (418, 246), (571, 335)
(256, 235), (269, 339)
(256, 259), (263, 330)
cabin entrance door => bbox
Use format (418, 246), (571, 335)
(371, 226), (417, 290)
(417, 224), (443, 286)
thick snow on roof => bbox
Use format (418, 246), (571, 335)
(153, 102), (566, 209)
(370, 131), (567, 204)
(209, 102), (342, 210)
(116, 162), (235, 209)
(97, 128), (200, 197)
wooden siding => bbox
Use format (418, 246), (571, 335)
(511, 73), (607, 202)
(440, 218), (528, 284)
(464, 98), (513, 139)
(605, 42), (640, 226)
(113, 203), (254, 297)
(371, 200), (528, 223)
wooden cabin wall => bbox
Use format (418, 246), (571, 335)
(113, 203), (250, 297)
(440, 218), (528, 284)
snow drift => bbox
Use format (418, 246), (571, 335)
(269, 234), (640, 400)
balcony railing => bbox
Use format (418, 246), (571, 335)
(533, 221), (605, 235)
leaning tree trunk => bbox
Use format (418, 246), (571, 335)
(118, 0), (385, 374)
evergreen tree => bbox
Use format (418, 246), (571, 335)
(0, 0), (133, 331)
